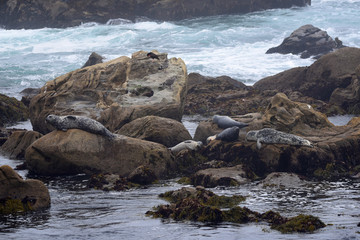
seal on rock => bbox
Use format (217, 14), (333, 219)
(45, 114), (116, 139)
(212, 115), (248, 129)
(246, 128), (312, 149)
(207, 126), (240, 143)
(169, 140), (203, 154)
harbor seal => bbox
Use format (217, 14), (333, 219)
(206, 126), (240, 143)
(246, 128), (312, 149)
(45, 114), (116, 139)
(212, 115), (248, 129)
(169, 140), (203, 154)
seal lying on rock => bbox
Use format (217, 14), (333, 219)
(169, 140), (203, 154)
(46, 114), (116, 139)
(246, 128), (312, 149)
(212, 115), (248, 129)
(207, 126), (240, 143)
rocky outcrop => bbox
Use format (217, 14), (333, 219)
(266, 24), (344, 59)
(82, 52), (104, 68)
(116, 116), (192, 147)
(255, 47), (360, 114)
(0, 93), (29, 127)
(29, 50), (187, 134)
(0, 165), (50, 214)
(0, 0), (311, 29)
(189, 93), (360, 180)
(1, 130), (43, 159)
(25, 129), (175, 178)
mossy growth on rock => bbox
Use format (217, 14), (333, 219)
(147, 187), (326, 233)
(88, 173), (140, 191)
(271, 214), (326, 233)
(0, 94), (29, 127)
(314, 163), (348, 180)
(0, 198), (33, 215)
(177, 177), (191, 185)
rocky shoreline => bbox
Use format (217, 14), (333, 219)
(0, 0), (311, 29)
(1, 43), (360, 232)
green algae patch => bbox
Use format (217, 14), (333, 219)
(147, 187), (326, 234)
(0, 198), (33, 215)
(271, 214), (326, 233)
(177, 177), (191, 185)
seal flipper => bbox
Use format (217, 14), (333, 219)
(256, 139), (262, 150)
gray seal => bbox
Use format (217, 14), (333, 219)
(169, 140), (203, 154)
(216, 126), (239, 142)
(46, 114), (116, 139)
(212, 115), (248, 129)
(246, 128), (312, 149)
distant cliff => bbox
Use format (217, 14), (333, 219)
(0, 0), (311, 29)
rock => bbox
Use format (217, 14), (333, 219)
(25, 129), (175, 178)
(0, 165), (50, 214)
(82, 52), (104, 68)
(88, 173), (139, 191)
(256, 47), (360, 106)
(191, 165), (250, 188)
(0, 93), (29, 127)
(20, 88), (40, 107)
(116, 116), (191, 147)
(0, 0), (311, 29)
(1, 130), (43, 159)
(128, 165), (157, 185)
(29, 50), (187, 134)
(266, 24), (344, 59)
(258, 172), (308, 188)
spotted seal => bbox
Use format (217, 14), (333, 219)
(246, 128), (312, 149)
(212, 115), (248, 129)
(169, 140), (203, 154)
(45, 114), (116, 139)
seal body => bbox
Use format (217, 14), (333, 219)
(46, 115), (116, 139)
(215, 126), (239, 142)
(212, 115), (248, 129)
(169, 140), (203, 153)
(246, 128), (312, 149)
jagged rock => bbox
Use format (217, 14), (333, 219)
(255, 47), (360, 114)
(29, 50), (187, 134)
(0, 0), (311, 29)
(20, 88), (40, 107)
(266, 24), (344, 59)
(0, 165), (50, 214)
(191, 165), (250, 188)
(1, 130), (43, 159)
(82, 52), (104, 68)
(0, 93), (29, 127)
(25, 129), (175, 178)
(116, 116), (191, 147)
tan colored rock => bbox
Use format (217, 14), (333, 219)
(25, 129), (175, 178)
(29, 50), (187, 134)
(116, 115), (191, 147)
(191, 165), (250, 188)
(0, 165), (50, 214)
(1, 130), (43, 159)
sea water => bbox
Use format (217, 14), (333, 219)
(1, 0), (360, 239)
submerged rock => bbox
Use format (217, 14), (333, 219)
(266, 24), (344, 59)
(0, 165), (50, 214)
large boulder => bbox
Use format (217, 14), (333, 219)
(266, 24), (344, 59)
(1, 130), (43, 159)
(0, 93), (29, 127)
(0, 0), (311, 29)
(0, 165), (50, 214)
(116, 115), (192, 147)
(29, 50), (187, 134)
(255, 47), (360, 113)
(25, 129), (175, 178)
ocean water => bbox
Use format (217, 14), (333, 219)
(1, 0), (360, 239)
(1, 0), (360, 99)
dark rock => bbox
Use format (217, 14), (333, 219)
(116, 115), (191, 147)
(0, 0), (311, 29)
(0, 165), (50, 214)
(266, 24), (344, 59)
(82, 52), (104, 68)
(128, 165), (157, 185)
(20, 88), (40, 107)
(1, 130), (43, 160)
(0, 93), (29, 127)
